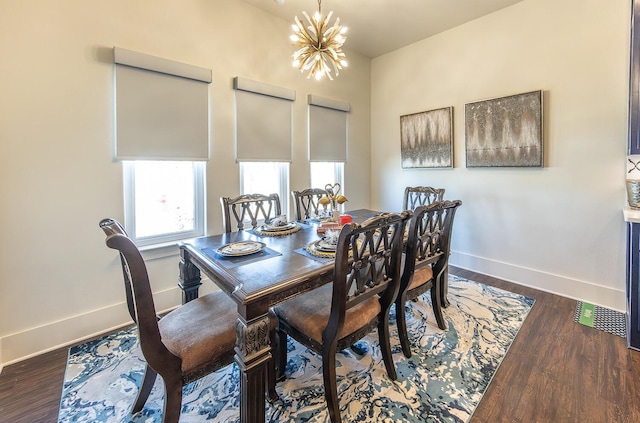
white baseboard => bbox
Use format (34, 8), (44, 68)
(450, 250), (626, 312)
(0, 286), (183, 369)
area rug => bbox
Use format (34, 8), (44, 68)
(58, 276), (534, 423)
(573, 301), (626, 338)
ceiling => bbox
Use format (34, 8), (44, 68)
(240, 0), (524, 58)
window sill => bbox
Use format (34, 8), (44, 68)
(138, 241), (181, 261)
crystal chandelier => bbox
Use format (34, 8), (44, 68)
(290, 0), (348, 81)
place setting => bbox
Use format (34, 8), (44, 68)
(303, 223), (361, 261)
(216, 240), (266, 257)
(306, 229), (341, 259)
(204, 239), (282, 269)
(253, 215), (302, 237)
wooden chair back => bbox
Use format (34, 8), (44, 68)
(403, 186), (445, 211)
(291, 188), (327, 221)
(220, 193), (281, 233)
(272, 211), (410, 423)
(99, 218), (138, 323)
(397, 200), (462, 339)
(402, 200), (460, 286)
(100, 218), (243, 420)
(327, 211), (410, 347)
(100, 220), (179, 375)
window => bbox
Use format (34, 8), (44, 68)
(307, 94), (348, 200)
(239, 162), (290, 217)
(124, 161), (205, 246)
(113, 48), (211, 161)
(310, 162), (344, 192)
(234, 77), (295, 163)
(113, 48), (211, 247)
(234, 78), (294, 219)
(308, 94), (349, 163)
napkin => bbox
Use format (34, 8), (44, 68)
(266, 215), (288, 228)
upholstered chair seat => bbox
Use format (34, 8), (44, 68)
(274, 284), (381, 346)
(407, 265), (434, 292)
(158, 290), (237, 380)
(400, 252), (435, 293)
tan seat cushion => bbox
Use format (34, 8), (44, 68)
(158, 290), (237, 375)
(401, 252), (434, 292)
(408, 264), (433, 291)
(274, 283), (381, 345)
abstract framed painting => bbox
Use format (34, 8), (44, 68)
(400, 106), (453, 169)
(465, 90), (543, 168)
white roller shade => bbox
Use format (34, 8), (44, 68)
(234, 77), (295, 162)
(308, 94), (349, 162)
(114, 47), (211, 161)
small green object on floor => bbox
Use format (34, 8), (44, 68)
(578, 302), (595, 327)
(574, 301), (626, 337)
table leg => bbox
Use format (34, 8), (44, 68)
(235, 314), (271, 423)
(178, 249), (202, 304)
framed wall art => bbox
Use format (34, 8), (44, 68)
(400, 106), (453, 169)
(465, 90), (543, 168)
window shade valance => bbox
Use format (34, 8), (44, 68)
(234, 77), (295, 162)
(308, 94), (349, 162)
(114, 47), (211, 161)
(308, 94), (350, 112)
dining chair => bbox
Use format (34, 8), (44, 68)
(395, 200), (462, 358)
(403, 186), (445, 211)
(99, 218), (242, 422)
(291, 188), (327, 221)
(220, 193), (282, 233)
(99, 219), (138, 322)
(273, 211), (410, 423)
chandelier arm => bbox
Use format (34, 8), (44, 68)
(324, 19), (344, 40)
(297, 14), (318, 45)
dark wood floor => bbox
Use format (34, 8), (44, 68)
(1, 267), (640, 423)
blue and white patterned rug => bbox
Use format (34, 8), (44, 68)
(58, 276), (534, 423)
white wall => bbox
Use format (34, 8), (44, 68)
(0, 0), (371, 366)
(371, 0), (630, 310)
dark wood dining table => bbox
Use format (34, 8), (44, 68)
(177, 209), (380, 423)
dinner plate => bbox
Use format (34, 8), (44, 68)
(216, 241), (266, 257)
(307, 240), (335, 253)
(315, 238), (343, 252)
(258, 222), (298, 232)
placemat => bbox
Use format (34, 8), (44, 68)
(251, 222), (312, 237)
(360, 212), (379, 218)
(293, 247), (334, 263)
(202, 246), (282, 269)
(253, 224), (301, 237)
